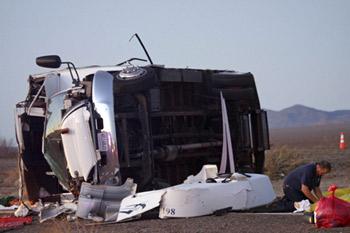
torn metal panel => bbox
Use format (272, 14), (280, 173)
(27, 83), (45, 112)
(117, 189), (166, 222)
(39, 203), (77, 223)
(76, 179), (136, 221)
(60, 193), (75, 203)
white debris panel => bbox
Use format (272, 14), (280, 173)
(117, 189), (166, 222)
(117, 165), (276, 222)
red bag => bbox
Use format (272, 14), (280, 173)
(315, 185), (350, 228)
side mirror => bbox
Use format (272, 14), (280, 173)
(36, 55), (62, 68)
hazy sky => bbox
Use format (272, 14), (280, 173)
(1, 0), (350, 140)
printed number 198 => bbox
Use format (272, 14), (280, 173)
(166, 208), (175, 215)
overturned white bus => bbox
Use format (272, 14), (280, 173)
(15, 53), (269, 201)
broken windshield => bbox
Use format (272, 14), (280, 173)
(43, 92), (70, 190)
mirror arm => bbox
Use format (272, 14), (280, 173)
(62, 61), (80, 86)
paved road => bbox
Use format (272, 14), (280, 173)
(8, 212), (350, 233)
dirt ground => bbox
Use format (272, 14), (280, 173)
(1, 123), (350, 232)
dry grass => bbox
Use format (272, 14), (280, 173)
(0, 170), (18, 196)
(0, 138), (16, 158)
(0, 168), (18, 184)
(264, 145), (307, 180)
(0, 137), (19, 195)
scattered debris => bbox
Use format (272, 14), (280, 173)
(66, 214), (77, 222)
(0, 196), (19, 215)
(39, 202), (77, 223)
(0, 204), (17, 211)
(87, 214), (104, 222)
(293, 200), (311, 213)
(29, 201), (44, 213)
(3, 164), (276, 226)
(0, 216), (32, 231)
(117, 189), (166, 222)
(0, 196), (16, 207)
(14, 203), (29, 217)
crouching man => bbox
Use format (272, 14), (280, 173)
(282, 160), (331, 211)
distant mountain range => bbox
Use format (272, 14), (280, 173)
(266, 105), (350, 128)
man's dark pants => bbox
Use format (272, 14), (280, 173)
(282, 184), (308, 211)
